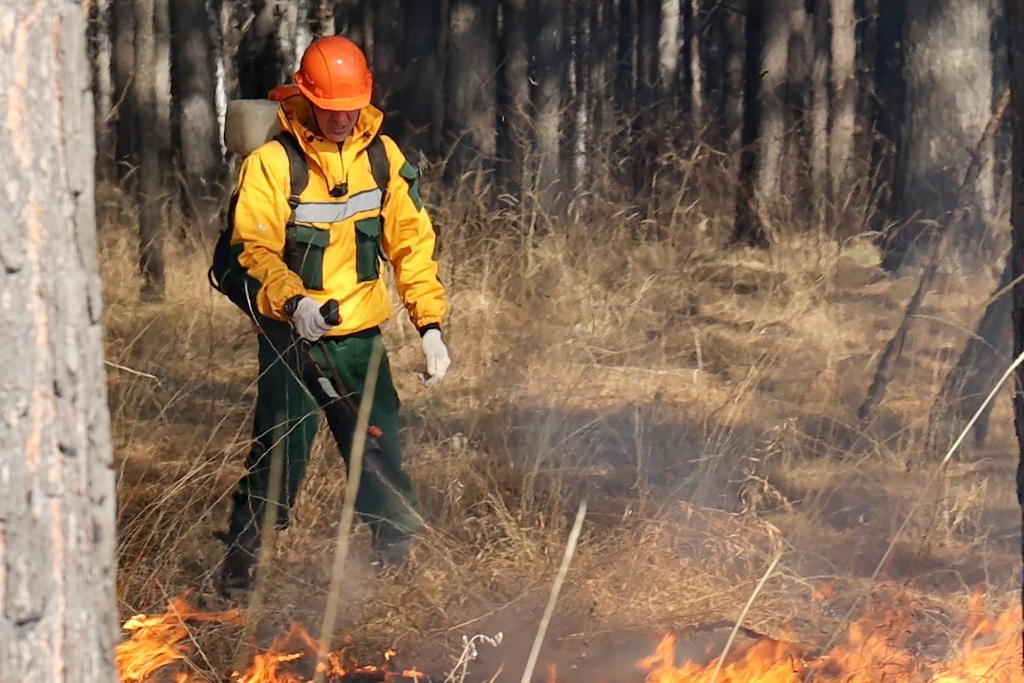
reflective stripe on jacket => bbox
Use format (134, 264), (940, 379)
(230, 95), (446, 335)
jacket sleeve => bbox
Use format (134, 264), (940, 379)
(379, 137), (448, 333)
(230, 146), (306, 320)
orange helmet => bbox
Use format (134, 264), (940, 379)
(294, 36), (373, 111)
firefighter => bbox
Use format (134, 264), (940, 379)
(217, 35), (450, 595)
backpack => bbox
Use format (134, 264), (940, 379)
(208, 130), (391, 321)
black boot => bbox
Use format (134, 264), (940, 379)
(216, 517), (261, 597)
(370, 531), (412, 573)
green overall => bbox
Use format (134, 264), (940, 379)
(227, 316), (420, 545)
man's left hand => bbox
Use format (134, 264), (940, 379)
(421, 328), (450, 387)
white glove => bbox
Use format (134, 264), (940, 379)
(291, 296), (334, 342)
(421, 328), (450, 387)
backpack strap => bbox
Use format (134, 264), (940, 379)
(272, 131), (309, 243)
(366, 133), (391, 209)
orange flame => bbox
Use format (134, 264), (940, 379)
(116, 592), (424, 683)
(117, 591), (1022, 682)
(115, 589), (244, 682)
(635, 595), (1023, 682)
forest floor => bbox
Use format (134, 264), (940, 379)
(101, 184), (1023, 681)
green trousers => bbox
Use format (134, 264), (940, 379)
(228, 318), (420, 544)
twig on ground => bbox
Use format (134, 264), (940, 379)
(442, 632), (505, 683)
(231, 433), (286, 673)
(519, 498), (588, 683)
(709, 552), (783, 683)
(104, 359), (159, 380)
(312, 336), (384, 683)
(807, 347), (1024, 680)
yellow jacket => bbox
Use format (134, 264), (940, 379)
(230, 95), (446, 336)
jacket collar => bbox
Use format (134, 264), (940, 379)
(275, 94), (384, 190)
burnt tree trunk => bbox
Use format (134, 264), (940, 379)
(532, 0), (565, 215)
(89, 0), (116, 186)
(371, 0), (400, 109)
(733, 0), (767, 246)
(929, 249), (1013, 452)
(446, 0), (498, 178)
(866, 0), (906, 247)
(171, 0), (225, 233)
(236, 0), (287, 100)
(1008, 0), (1024, 662)
(395, 0), (444, 160)
(111, 0), (136, 188)
(498, 0), (530, 195)
(0, 2), (118, 680)
(809, 0), (832, 229)
(586, 0), (616, 186)
(134, 0), (165, 301)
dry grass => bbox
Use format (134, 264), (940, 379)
(101, 163), (1022, 680)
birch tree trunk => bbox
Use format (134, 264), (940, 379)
(754, 0), (798, 218)
(0, 3), (118, 681)
(830, 0), (857, 206)
(154, 0), (172, 170)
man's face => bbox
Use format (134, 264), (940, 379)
(311, 103), (360, 143)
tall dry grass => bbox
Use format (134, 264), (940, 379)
(101, 148), (1021, 678)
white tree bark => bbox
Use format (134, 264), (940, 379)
(830, 0), (857, 198)
(0, 2), (118, 681)
(755, 0), (800, 212)
(658, 0), (679, 90)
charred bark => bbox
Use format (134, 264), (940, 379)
(1008, 0), (1024, 660)
(867, 0), (907, 252)
(531, 0), (566, 215)
(858, 89), (1009, 422)
(171, 0), (225, 233)
(372, 0), (400, 108)
(236, 0), (287, 100)
(0, 3), (118, 680)
(498, 0), (530, 194)
(809, 0), (832, 228)
(929, 249), (1013, 453)
(111, 0), (136, 187)
(89, 0), (116, 186)
(446, 0), (498, 178)
(393, 0), (444, 160)
(733, 0), (767, 246)
(135, 0), (165, 301)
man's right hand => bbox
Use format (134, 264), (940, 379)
(288, 296), (335, 341)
